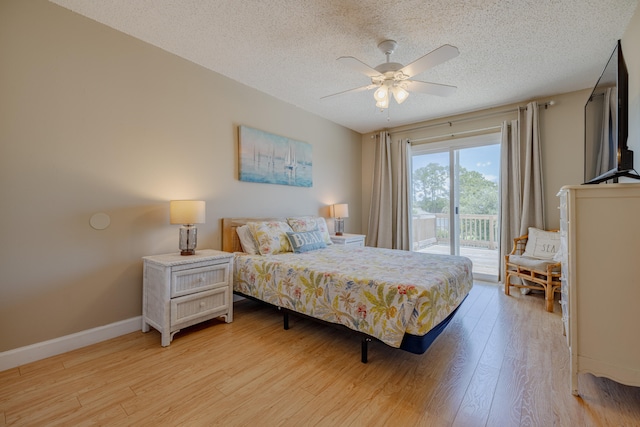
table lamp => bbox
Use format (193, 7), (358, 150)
(332, 203), (349, 236)
(170, 200), (205, 255)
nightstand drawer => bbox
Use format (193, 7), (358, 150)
(171, 285), (230, 326)
(330, 234), (366, 247)
(171, 263), (230, 297)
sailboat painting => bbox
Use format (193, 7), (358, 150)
(238, 126), (312, 187)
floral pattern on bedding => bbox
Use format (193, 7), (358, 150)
(233, 245), (473, 348)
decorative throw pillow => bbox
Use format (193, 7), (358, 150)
(247, 221), (293, 255)
(553, 240), (565, 262)
(523, 227), (560, 260)
(236, 225), (259, 255)
(286, 216), (333, 245)
(286, 230), (327, 253)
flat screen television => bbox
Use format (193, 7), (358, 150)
(584, 40), (639, 184)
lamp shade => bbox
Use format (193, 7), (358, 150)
(333, 203), (349, 218)
(170, 200), (205, 225)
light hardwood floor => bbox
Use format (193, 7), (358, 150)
(1, 282), (639, 426)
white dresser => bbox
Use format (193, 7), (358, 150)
(142, 249), (234, 346)
(558, 184), (640, 395)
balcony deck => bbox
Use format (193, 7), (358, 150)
(417, 244), (499, 278)
(413, 213), (499, 280)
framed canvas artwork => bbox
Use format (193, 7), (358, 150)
(238, 125), (312, 187)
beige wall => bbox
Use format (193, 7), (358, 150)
(0, 0), (362, 352)
(539, 89), (590, 226)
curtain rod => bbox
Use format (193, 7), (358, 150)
(409, 125), (502, 144)
(391, 100), (554, 135)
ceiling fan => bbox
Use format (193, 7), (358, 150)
(323, 40), (459, 109)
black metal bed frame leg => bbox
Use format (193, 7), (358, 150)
(278, 305), (373, 363)
(361, 337), (371, 363)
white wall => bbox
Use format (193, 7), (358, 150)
(0, 0), (362, 352)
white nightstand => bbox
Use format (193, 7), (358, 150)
(330, 233), (366, 247)
(142, 249), (234, 346)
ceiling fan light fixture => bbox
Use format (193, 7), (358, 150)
(375, 98), (389, 109)
(393, 71), (409, 81)
(374, 86), (388, 101)
(391, 85), (409, 104)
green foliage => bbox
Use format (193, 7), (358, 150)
(458, 169), (498, 215)
(413, 163), (449, 213)
(412, 163), (498, 215)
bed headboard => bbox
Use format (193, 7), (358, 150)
(221, 217), (284, 253)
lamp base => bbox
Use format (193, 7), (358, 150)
(335, 218), (345, 236)
(178, 225), (198, 256)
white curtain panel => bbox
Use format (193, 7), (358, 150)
(392, 139), (411, 250)
(519, 101), (545, 235)
(499, 119), (521, 282)
(367, 131), (393, 248)
(513, 101), (545, 292)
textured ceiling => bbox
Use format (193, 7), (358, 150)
(50, 0), (638, 134)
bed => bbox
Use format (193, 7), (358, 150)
(222, 216), (473, 362)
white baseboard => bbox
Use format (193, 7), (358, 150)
(0, 316), (141, 372)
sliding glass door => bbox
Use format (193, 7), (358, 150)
(411, 133), (500, 281)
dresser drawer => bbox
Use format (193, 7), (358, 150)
(171, 285), (230, 326)
(171, 263), (230, 297)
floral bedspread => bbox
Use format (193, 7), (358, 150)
(233, 245), (473, 348)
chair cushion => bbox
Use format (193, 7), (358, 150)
(523, 228), (560, 260)
(508, 255), (560, 273)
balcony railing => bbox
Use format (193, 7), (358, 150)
(412, 213), (498, 251)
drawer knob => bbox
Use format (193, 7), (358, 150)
(200, 301), (206, 307)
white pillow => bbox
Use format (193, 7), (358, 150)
(236, 225), (259, 255)
(523, 227), (560, 260)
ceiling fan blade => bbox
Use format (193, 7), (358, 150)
(400, 44), (459, 78)
(337, 56), (381, 78)
(321, 84), (377, 100)
(406, 80), (457, 97)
